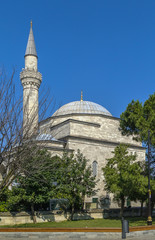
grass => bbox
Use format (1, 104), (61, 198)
(0, 217), (155, 228)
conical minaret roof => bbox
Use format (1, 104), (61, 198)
(25, 21), (37, 57)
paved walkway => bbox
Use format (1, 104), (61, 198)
(0, 226), (155, 240)
(0, 231), (155, 240)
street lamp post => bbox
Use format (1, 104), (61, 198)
(147, 130), (152, 225)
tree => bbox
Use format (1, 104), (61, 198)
(53, 150), (97, 220)
(120, 93), (155, 170)
(7, 149), (59, 223)
(120, 94), (155, 144)
(103, 144), (147, 217)
(5, 150), (97, 222)
(0, 69), (53, 193)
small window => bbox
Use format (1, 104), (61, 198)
(92, 197), (98, 203)
(92, 161), (98, 177)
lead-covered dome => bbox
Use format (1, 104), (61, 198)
(53, 101), (112, 117)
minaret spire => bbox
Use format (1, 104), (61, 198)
(25, 21), (37, 57)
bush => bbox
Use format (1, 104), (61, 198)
(0, 201), (9, 212)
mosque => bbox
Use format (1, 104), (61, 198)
(20, 23), (146, 209)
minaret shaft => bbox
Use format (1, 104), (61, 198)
(20, 23), (42, 138)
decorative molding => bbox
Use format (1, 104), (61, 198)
(45, 146), (73, 152)
(20, 70), (42, 88)
(22, 81), (40, 88)
(50, 119), (100, 131)
(59, 135), (146, 150)
(39, 114), (120, 126)
(20, 70), (42, 80)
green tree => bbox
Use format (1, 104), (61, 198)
(103, 144), (147, 217)
(7, 149), (60, 223)
(6, 150), (97, 222)
(54, 150), (97, 220)
(120, 93), (155, 170)
(120, 93), (155, 145)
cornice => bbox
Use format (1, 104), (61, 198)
(50, 119), (100, 130)
(20, 70), (42, 79)
(59, 135), (146, 150)
(45, 146), (73, 152)
(39, 114), (120, 126)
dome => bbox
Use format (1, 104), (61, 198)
(36, 134), (57, 141)
(53, 101), (112, 117)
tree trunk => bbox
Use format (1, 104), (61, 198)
(120, 197), (125, 218)
(70, 203), (75, 221)
(31, 203), (37, 224)
(81, 195), (85, 211)
(140, 201), (143, 217)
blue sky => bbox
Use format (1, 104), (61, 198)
(0, 0), (154, 118)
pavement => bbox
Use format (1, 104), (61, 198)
(0, 231), (155, 240)
(0, 226), (155, 240)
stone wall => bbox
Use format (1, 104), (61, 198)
(39, 113), (146, 209)
(0, 208), (152, 226)
(66, 137), (145, 208)
(42, 114), (143, 147)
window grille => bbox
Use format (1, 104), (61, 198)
(92, 161), (98, 177)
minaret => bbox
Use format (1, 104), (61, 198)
(20, 21), (42, 138)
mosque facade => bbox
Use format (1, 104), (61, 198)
(20, 24), (146, 209)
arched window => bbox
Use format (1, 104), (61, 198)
(92, 161), (98, 177)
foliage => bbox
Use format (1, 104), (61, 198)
(120, 93), (155, 173)
(7, 149), (59, 222)
(120, 93), (155, 145)
(0, 189), (10, 212)
(52, 150), (97, 220)
(103, 144), (147, 216)
(6, 150), (96, 221)
(0, 202), (9, 212)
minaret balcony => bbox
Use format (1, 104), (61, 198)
(20, 69), (42, 88)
